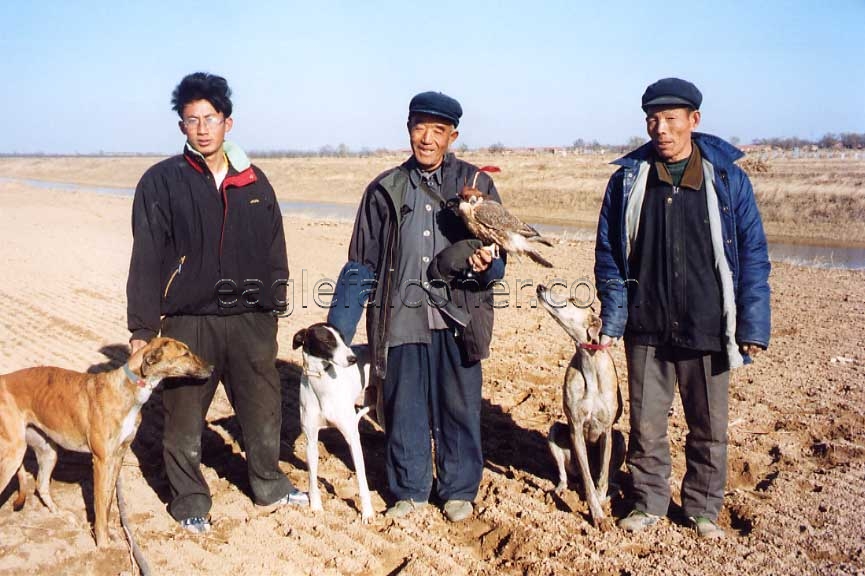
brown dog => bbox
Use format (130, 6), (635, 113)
(537, 285), (622, 530)
(0, 337), (212, 546)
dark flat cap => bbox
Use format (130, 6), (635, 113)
(409, 91), (463, 127)
(641, 78), (702, 111)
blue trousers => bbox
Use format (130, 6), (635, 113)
(384, 330), (483, 503)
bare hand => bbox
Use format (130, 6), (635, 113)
(600, 334), (619, 347)
(739, 343), (762, 357)
(468, 248), (493, 273)
(129, 339), (147, 354)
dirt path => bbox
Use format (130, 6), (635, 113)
(0, 182), (863, 575)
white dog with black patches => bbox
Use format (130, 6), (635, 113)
(293, 323), (374, 522)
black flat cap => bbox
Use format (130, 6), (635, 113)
(641, 78), (702, 111)
(409, 91), (463, 127)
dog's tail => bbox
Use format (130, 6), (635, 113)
(356, 405), (385, 433)
(355, 406), (371, 422)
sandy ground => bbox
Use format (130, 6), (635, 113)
(0, 179), (864, 576)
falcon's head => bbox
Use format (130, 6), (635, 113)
(459, 186), (485, 205)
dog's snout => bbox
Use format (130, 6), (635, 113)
(346, 355), (358, 366)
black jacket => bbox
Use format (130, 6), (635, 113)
(347, 153), (501, 378)
(626, 154), (724, 351)
(127, 144), (288, 342)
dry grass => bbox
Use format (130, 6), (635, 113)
(1, 152), (863, 244)
(739, 157), (771, 175)
(746, 157), (865, 243)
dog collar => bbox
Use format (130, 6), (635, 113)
(578, 342), (612, 351)
(123, 363), (147, 388)
(301, 357), (325, 378)
(302, 366), (325, 378)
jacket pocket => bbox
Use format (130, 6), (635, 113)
(456, 288), (494, 363)
(163, 255), (187, 300)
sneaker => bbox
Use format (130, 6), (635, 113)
(179, 516), (211, 534)
(384, 499), (427, 519)
(272, 488), (310, 507)
(443, 500), (473, 523)
(690, 516), (725, 539)
(618, 509), (660, 532)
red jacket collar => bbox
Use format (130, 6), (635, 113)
(182, 147), (258, 188)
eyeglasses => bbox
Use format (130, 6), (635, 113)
(181, 115), (224, 128)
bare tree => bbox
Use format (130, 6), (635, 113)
(818, 133), (838, 149)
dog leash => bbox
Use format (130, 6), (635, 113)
(122, 364), (147, 388)
(116, 473), (152, 576)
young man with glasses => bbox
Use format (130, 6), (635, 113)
(126, 72), (307, 534)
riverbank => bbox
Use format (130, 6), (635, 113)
(1, 153), (863, 247)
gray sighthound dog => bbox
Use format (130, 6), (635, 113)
(538, 284), (622, 530)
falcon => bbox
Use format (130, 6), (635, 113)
(456, 186), (554, 268)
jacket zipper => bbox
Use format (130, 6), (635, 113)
(219, 181), (229, 267)
(163, 255), (187, 299)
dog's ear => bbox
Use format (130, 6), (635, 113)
(587, 316), (602, 345)
(141, 345), (164, 376)
(292, 328), (307, 350)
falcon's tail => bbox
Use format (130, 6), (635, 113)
(527, 249), (554, 268)
(520, 223), (554, 247)
(531, 235), (554, 247)
(510, 233), (554, 268)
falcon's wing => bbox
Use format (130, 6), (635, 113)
(472, 200), (541, 239)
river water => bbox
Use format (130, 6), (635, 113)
(2, 177), (862, 270)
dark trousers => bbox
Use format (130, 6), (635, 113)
(160, 313), (293, 521)
(625, 342), (730, 520)
(384, 330), (483, 503)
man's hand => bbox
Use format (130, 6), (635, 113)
(739, 343), (763, 357)
(600, 334), (619, 347)
(130, 339), (147, 355)
(468, 247), (493, 273)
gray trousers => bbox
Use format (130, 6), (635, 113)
(160, 313), (294, 521)
(625, 342), (730, 520)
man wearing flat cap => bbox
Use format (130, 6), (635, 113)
(327, 91), (506, 522)
(594, 78), (771, 538)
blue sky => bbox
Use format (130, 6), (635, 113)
(2, 0), (863, 154)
